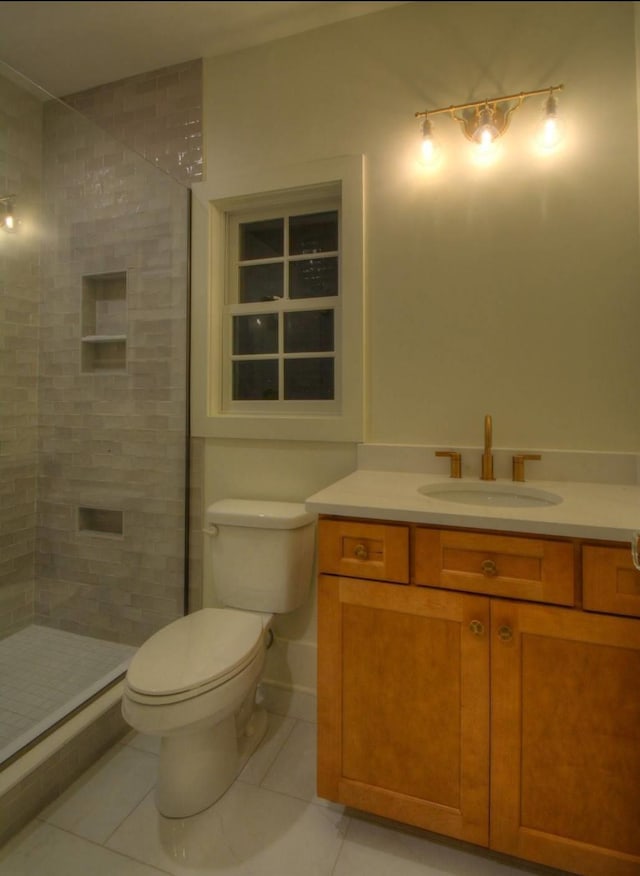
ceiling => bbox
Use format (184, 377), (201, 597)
(0, 1), (407, 97)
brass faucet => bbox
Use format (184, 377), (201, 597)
(435, 450), (462, 478)
(481, 414), (495, 480)
(512, 453), (541, 482)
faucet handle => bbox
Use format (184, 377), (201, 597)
(436, 450), (462, 478)
(512, 454), (541, 482)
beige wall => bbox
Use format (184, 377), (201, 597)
(200, 0), (639, 453)
(196, 1), (640, 699)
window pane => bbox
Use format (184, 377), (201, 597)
(233, 314), (278, 355)
(233, 360), (279, 400)
(289, 256), (338, 299)
(284, 358), (334, 400)
(289, 211), (338, 255)
(239, 263), (283, 303)
(284, 310), (333, 353)
(240, 218), (284, 260)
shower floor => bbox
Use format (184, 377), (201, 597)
(0, 625), (135, 764)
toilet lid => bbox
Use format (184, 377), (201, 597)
(126, 608), (264, 697)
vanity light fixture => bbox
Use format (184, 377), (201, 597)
(0, 195), (17, 232)
(415, 84), (564, 163)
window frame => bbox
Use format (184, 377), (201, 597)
(224, 197), (340, 412)
(190, 155), (364, 442)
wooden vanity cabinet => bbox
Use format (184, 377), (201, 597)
(317, 516), (640, 876)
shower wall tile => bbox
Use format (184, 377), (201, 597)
(0, 57), (203, 644)
(63, 59), (203, 185)
(0, 72), (42, 635)
(34, 69), (194, 646)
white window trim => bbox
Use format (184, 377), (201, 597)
(190, 155), (364, 442)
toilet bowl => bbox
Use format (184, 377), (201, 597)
(122, 607), (272, 817)
(121, 498), (316, 818)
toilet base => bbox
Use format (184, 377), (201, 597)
(156, 706), (269, 818)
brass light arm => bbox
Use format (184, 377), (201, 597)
(414, 84), (564, 121)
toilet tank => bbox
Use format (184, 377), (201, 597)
(206, 499), (316, 613)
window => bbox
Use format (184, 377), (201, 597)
(224, 203), (339, 410)
(190, 155), (364, 442)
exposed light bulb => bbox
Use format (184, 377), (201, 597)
(537, 92), (564, 151)
(0, 196), (17, 233)
(478, 126), (496, 149)
(472, 105), (500, 154)
(420, 117), (441, 167)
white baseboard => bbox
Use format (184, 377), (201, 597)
(259, 679), (317, 724)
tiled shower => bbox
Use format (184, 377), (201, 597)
(0, 58), (203, 774)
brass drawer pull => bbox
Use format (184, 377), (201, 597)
(497, 625), (513, 642)
(469, 619), (485, 636)
(354, 543), (368, 560)
(481, 559), (497, 576)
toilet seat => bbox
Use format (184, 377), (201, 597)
(125, 608), (265, 705)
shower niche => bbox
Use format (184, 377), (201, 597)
(78, 506), (124, 537)
(81, 271), (127, 372)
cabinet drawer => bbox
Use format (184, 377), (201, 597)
(318, 518), (409, 583)
(583, 545), (640, 619)
(414, 528), (575, 606)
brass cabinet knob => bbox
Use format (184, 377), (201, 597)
(497, 625), (513, 642)
(481, 559), (497, 576)
(512, 453), (542, 482)
(354, 543), (368, 560)
(469, 619), (485, 636)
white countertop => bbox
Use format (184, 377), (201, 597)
(305, 469), (640, 543)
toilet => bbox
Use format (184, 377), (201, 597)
(121, 498), (316, 818)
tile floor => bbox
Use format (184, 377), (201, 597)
(0, 714), (571, 875)
(0, 625), (135, 763)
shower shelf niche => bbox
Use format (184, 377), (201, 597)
(81, 271), (127, 373)
(78, 506), (124, 537)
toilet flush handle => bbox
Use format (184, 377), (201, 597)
(266, 628), (275, 649)
(203, 524), (219, 537)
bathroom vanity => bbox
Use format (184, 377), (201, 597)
(306, 467), (640, 876)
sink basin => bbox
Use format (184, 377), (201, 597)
(418, 482), (563, 508)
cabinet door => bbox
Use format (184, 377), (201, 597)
(318, 575), (490, 846)
(491, 601), (640, 876)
